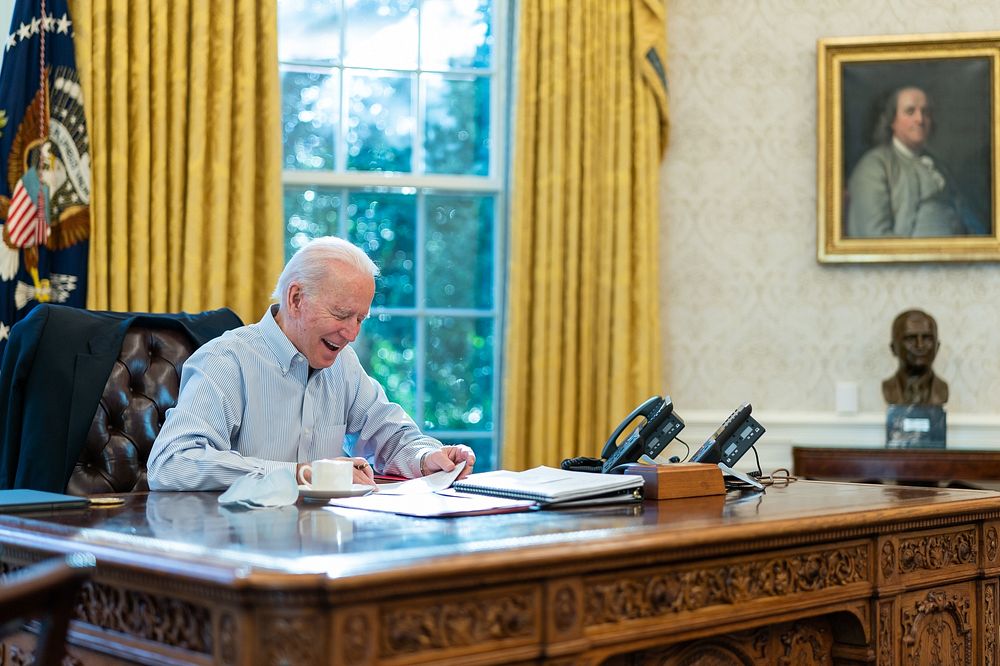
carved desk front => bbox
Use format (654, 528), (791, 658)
(1, 481), (999, 665)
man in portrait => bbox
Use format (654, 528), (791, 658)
(846, 85), (981, 238)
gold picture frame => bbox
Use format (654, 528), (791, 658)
(817, 32), (1000, 263)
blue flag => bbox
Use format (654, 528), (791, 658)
(0, 0), (89, 348)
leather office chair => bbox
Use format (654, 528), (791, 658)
(67, 325), (200, 495)
(0, 553), (94, 666)
(0, 304), (243, 494)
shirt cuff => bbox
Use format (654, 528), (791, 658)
(388, 444), (441, 478)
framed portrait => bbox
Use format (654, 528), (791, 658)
(817, 32), (1000, 263)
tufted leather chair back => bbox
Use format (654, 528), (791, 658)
(65, 326), (197, 495)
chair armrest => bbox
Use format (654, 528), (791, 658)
(0, 553), (95, 666)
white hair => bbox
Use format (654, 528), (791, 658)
(272, 237), (379, 309)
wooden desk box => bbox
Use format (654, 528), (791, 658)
(624, 462), (725, 500)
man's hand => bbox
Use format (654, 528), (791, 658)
(421, 445), (476, 480)
(349, 457), (376, 485)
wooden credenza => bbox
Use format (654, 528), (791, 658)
(2, 481), (1000, 665)
(793, 445), (1000, 487)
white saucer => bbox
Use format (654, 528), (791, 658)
(298, 484), (374, 501)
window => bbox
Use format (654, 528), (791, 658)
(278, 0), (506, 469)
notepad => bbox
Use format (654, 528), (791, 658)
(0, 489), (90, 513)
(452, 466), (643, 505)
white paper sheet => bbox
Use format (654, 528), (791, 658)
(376, 460), (467, 495)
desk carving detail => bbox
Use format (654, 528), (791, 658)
(219, 612), (237, 665)
(895, 529), (977, 575)
(552, 586), (577, 632)
(585, 544), (868, 625)
(878, 601), (894, 664)
(881, 542), (896, 578)
(263, 616), (322, 665)
(988, 526), (998, 562)
(76, 581), (212, 653)
(342, 615), (373, 664)
(608, 618), (835, 666)
(901, 589), (971, 664)
(986, 584), (997, 666)
(380, 589), (535, 657)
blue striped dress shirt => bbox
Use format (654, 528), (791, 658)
(147, 305), (441, 490)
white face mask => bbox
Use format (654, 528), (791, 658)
(218, 468), (299, 509)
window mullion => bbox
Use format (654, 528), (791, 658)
(415, 189), (427, 430)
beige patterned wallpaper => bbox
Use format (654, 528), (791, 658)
(661, 1), (1000, 417)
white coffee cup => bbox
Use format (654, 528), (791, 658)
(310, 459), (353, 491)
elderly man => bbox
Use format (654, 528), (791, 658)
(148, 237), (475, 490)
(882, 309), (949, 405)
(847, 85), (971, 237)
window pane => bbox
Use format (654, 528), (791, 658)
(278, 0), (342, 64)
(284, 186), (342, 259)
(423, 75), (490, 175)
(425, 194), (493, 308)
(347, 190), (416, 307)
(354, 314), (417, 417)
(281, 69), (339, 170)
(420, 0), (492, 70)
(344, 0), (418, 70)
(346, 71), (414, 172)
(424, 317), (493, 431)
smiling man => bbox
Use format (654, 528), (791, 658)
(881, 309), (949, 406)
(846, 85), (974, 238)
(148, 237), (475, 491)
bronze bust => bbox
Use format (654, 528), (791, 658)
(882, 309), (949, 405)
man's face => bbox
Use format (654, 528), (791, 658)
(892, 313), (938, 373)
(282, 262), (375, 369)
(891, 88), (932, 152)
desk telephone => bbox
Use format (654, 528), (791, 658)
(689, 402), (765, 467)
(562, 398), (765, 481)
(561, 396), (685, 474)
(690, 402), (766, 489)
(600, 396), (686, 473)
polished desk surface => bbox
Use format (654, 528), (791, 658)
(1, 481), (997, 584)
(4, 481), (1000, 665)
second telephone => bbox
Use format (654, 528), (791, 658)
(689, 402), (765, 467)
(600, 396), (685, 473)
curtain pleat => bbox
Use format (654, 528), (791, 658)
(503, 0), (669, 470)
(71, 0), (282, 322)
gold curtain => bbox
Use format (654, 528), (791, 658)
(503, 0), (670, 470)
(70, 0), (283, 323)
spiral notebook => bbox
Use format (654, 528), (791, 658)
(452, 466), (643, 505)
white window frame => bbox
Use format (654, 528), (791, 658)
(279, 0), (509, 463)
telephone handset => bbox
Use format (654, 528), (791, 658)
(599, 395), (685, 474)
(689, 402), (765, 467)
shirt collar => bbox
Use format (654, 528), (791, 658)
(892, 136), (921, 159)
(259, 304), (307, 374)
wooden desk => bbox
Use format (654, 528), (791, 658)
(793, 446), (1000, 486)
(2, 482), (1000, 665)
